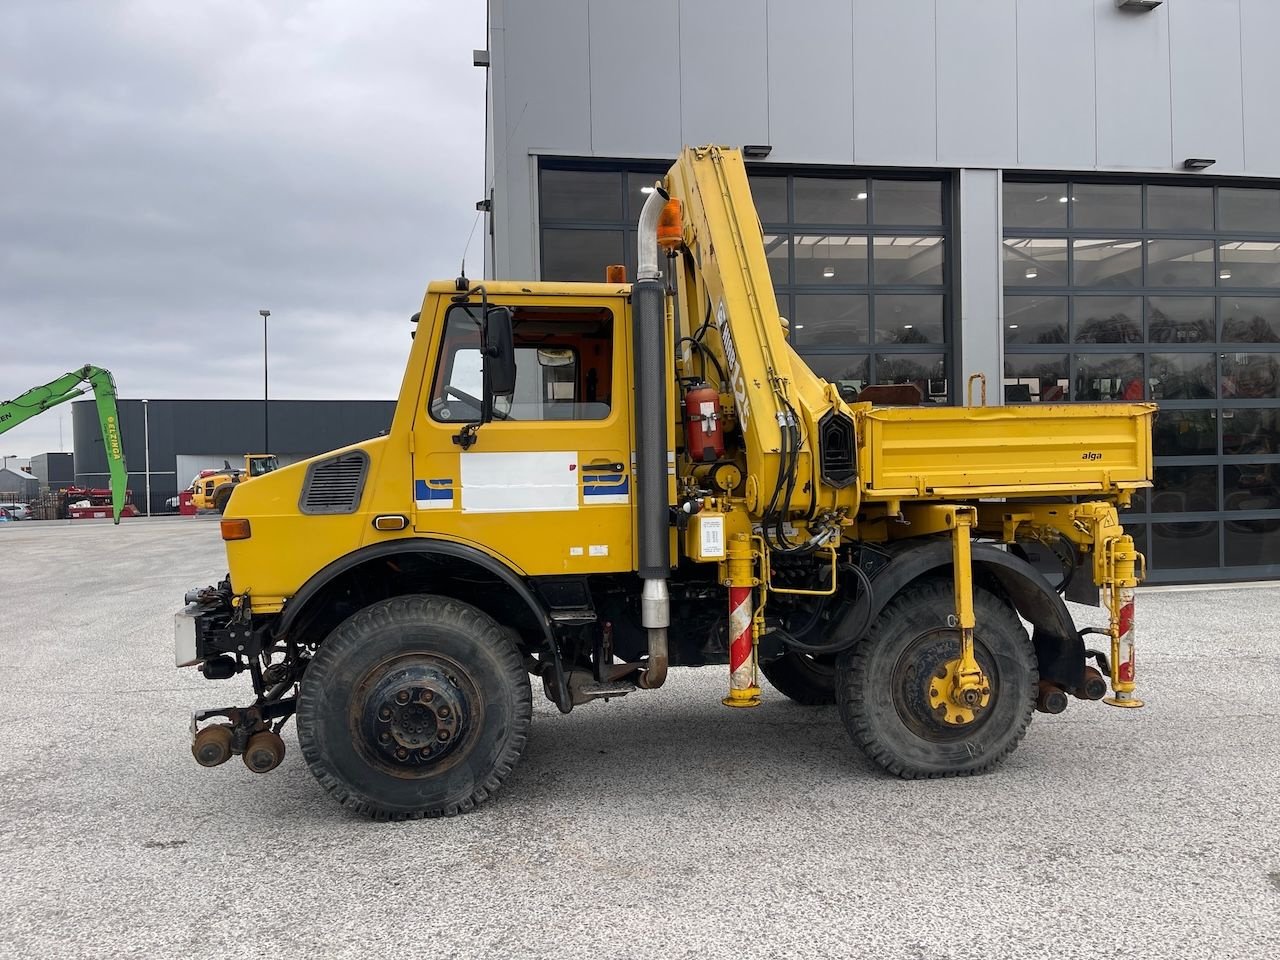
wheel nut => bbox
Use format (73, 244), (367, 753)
(422, 690), (434, 702)
(437, 730), (450, 742)
(419, 748), (432, 759)
(379, 731), (391, 743)
(396, 691), (410, 704)
(437, 705), (450, 718)
(379, 707), (392, 720)
(396, 747), (408, 759)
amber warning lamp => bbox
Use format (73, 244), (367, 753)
(657, 198), (684, 252)
(605, 264), (628, 283)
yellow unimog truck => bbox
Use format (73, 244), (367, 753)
(176, 146), (1153, 820)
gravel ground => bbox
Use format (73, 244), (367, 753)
(1, 518), (1278, 960)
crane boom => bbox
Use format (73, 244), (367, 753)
(0, 365), (128, 523)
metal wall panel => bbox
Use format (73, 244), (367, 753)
(1016, 0), (1096, 169)
(936, 0), (1018, 167)
(766, 0), (854, 164)
(958, 170), (1003, 396)
(589, 0), (682, 158)
(1094, 0), (1173, 169)
(1170, 0), (1244, 174)
(1240, 0), (1280, 176)
(852, 0), (936, 166)
(678, 0), (769, 147)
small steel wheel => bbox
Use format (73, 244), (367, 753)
(296, 595), (531, 819)
(835, 578), (1037, 778)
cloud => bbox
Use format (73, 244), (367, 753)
(0, 0), (487, 456)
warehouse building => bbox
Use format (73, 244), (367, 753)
(71, 399), (395, 515)
(481, 0), (1280, 582)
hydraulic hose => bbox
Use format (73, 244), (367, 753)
(776, 563), (876, 655)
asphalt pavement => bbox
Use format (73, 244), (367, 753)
(1, 518), (1278, 960)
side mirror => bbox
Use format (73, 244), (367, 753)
(482, 306), (516, 418)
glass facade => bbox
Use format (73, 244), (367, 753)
(1003, 178), (1280, 581)
(539, 161), (952, 402)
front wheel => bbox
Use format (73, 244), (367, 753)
(835, 578), (1037, 779)
(296, 595), (532, 819)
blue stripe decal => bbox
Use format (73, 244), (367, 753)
(583, 476), (629, 496)
(415, 478), (454, 501)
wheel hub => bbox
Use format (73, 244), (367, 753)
(363, 664), (468, 768)
(927, 657), (992, 726)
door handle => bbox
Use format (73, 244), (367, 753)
(582, 462), (625, 473)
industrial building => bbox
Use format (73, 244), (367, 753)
(70, 399), (394, 515)
(481, 0), (1280, 582)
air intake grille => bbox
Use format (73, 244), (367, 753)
(299, 450), (369, 515)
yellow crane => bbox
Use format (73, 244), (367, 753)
(174, 146), (1152, 819)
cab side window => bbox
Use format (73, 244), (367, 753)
(429, 305), (614, 422)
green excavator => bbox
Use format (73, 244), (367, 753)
(0, 365), (128, 523)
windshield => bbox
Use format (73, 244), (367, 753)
(249, 457), (279, 477)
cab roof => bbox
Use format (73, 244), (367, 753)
(426, 279), (633, 298)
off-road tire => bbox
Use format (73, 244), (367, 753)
(213, 487), (232, 514)
(296, 595), (532, 819)
(835, 578), (1037, 779)
(761, 652), (837, 705)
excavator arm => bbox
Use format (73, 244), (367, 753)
(0, 365), (128, 523)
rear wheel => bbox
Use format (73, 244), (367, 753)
(761, 653), (836, 705)
(213, 487), (232, 513)
(296, 595), (532, 819)
(835, 578), (1036, 778)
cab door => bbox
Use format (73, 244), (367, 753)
(412, 295), (636, 576)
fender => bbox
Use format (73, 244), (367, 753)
(838, 540), (1086, 690)
(275, 538), (555, 647)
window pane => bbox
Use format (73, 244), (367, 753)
(541, 229), (625, 281)
(1074, 296), (1142, 343)
(763, 234), (790, 285)
(1004, 296), (1067, 344)
(1152, 465), (1220, 512)
(1147, 185), (1213, 231)
(1151, 521), (1220, 568)
(1149, 353), (1216, 400)
(1003, 354), (1069, 402)
(1073, 238), (1142, 287)
(749, 176), (788, 223)
(1224, 463), (1280, 511)
(794, 178), (868, 224)
(803, 354), (869, 403)
(625, 172), (664, 218)
(874, 294), (943, 344)
(1222, 409), (1280, 455)
(873, 235), (944, 285)
(1218, 187), (1280, 233)
(1221, 297), (1280, 342)
(794, 235), (867, 284)
(1222, 352), (1280, 399)
(875, 353), (948, 400)
(792, 295), (869, 346)
(1004, 238), (1067, 286)
(1225, 519), (1280, 566)
(541, 169), (623, 221)
(1148, 238), (1215, 287)
(1074, 353), (1143, 401)
(1073, 183), (1141, 230)
(1148, 296), (1214, 344)
(874, 180), (942, 225)
(1003, 182), (1067, 229)
(1218, 240), (1280, 287)
(1153, 410), (1216, 456)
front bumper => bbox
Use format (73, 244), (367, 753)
(174, 581), (262, 670)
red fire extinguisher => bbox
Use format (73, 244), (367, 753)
(683, 381), (724, 462)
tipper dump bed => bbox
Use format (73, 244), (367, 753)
(856, 402), (1155, 502)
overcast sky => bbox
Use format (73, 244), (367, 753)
(1, 0), (487, 458)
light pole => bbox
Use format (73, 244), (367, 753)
(259, 309), (271, 451)
(142, 399), (151, 517)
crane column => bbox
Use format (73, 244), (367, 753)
(723, 533), (761, 708)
